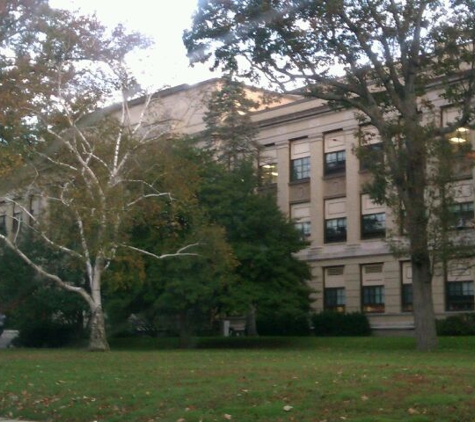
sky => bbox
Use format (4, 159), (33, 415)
(50, 0), (220, 91)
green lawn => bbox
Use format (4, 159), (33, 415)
(1, 337), (475, 421)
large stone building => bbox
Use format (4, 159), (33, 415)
(2, 78), (473, 332)
(164, 78), (473, 332)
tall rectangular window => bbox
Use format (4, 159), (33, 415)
(361, 194), (386, 239)
(12, 212), (21, 234)
(358, 125), (383, 171)
(324, 266), (345, 312)
(290, 138), (310, 181)
(0, 215), (6, 235)
(259, 144), (278, 186)
(291, 203), (311, 239)
(324, 131), (345, 176)
(325, 198), (347, 243)
(401, 261), (413, 312)
(361, 263), (385, 313)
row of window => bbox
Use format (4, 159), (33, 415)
(324, 281), (474, 313)
(296, 202), (474, 243)
(295, 213), (387, 242)
(289, 144), (383, 182)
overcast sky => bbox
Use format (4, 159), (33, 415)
(50, 0), (219, 91)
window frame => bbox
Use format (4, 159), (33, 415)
(259, 163), (278, 186)
(324, 217), (347, 243)
(449, 201), (474, 229)
(324, 150), (346, 176)
(446, 281), (474, 312)
(401, 284), (413, 312)
(290, 156), (310, 181)
(362, 285), (385, 313)
(294, 221), (311, 239)
(324, 287), (346, 312)
(361, 212), (386, 239)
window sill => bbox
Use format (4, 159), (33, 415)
(322, 172), (345, 180)
(289, 178), (310, 185)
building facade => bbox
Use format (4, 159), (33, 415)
(1, 78), (472, 332)
(252, 90), (475, 331)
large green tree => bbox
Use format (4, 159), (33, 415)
(0, 2), (200, 351)
(103, 140), (236, 348)
(184, 0), (475, 350)
(203, 74), (259, 169)
(198, 161), (312, 336)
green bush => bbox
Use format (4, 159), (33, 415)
(312, 311), (371, 336)
(436, 314), (475, 336)
(257, 312), (311, 336)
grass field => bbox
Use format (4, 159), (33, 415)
(1, 336), (475, 421)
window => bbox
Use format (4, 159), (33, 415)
(360, 143), (383, 171)
(12, 212), (21, 234)
(0, 215), (5, 235)
(449, 202), (474, 229)
(291, 157), (310, 181)
(361, 213), (386, 239)
(362, 286), (385, 313)
(295, 221), (311, 239)
(324, 150), (346, 175)
(324, 287), (345, 312)
(362, 263), (385, 313)
(291, 203), (311, 239)
(259, 163), (278, 185)
(402, 284), (413, 312)
(401, 262), (413, 312)
(446, 281), (474, 311)
(325, 218), (347, 243)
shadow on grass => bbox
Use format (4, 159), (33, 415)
(108, 335), (475, 352)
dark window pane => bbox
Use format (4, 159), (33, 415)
(362, 285), (385, 313)
(361, 213), (386, 239)
(402, 284), (413, 312)
(324, 150), (346, 175)
(325, 218), (347, 243)
(446, 281), (474, 311)
(324, 287), (346, 312)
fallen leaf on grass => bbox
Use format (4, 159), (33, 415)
(224, 414), (232, 420)
(283, 405), (293, 412)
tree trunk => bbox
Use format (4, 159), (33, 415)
(246, 304), (258, 336)
(89, 306), (109, 351)
(412, 256), (438, 351)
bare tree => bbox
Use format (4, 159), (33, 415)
(0, 4), (197, 350)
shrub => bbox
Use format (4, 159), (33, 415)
(257, 312), (311, 336)
(436, 314), (475, 336)
(312, 311), (371, 336)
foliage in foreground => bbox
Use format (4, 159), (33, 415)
(2, 337), (475, 421)
(312, 311), (371, 337)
